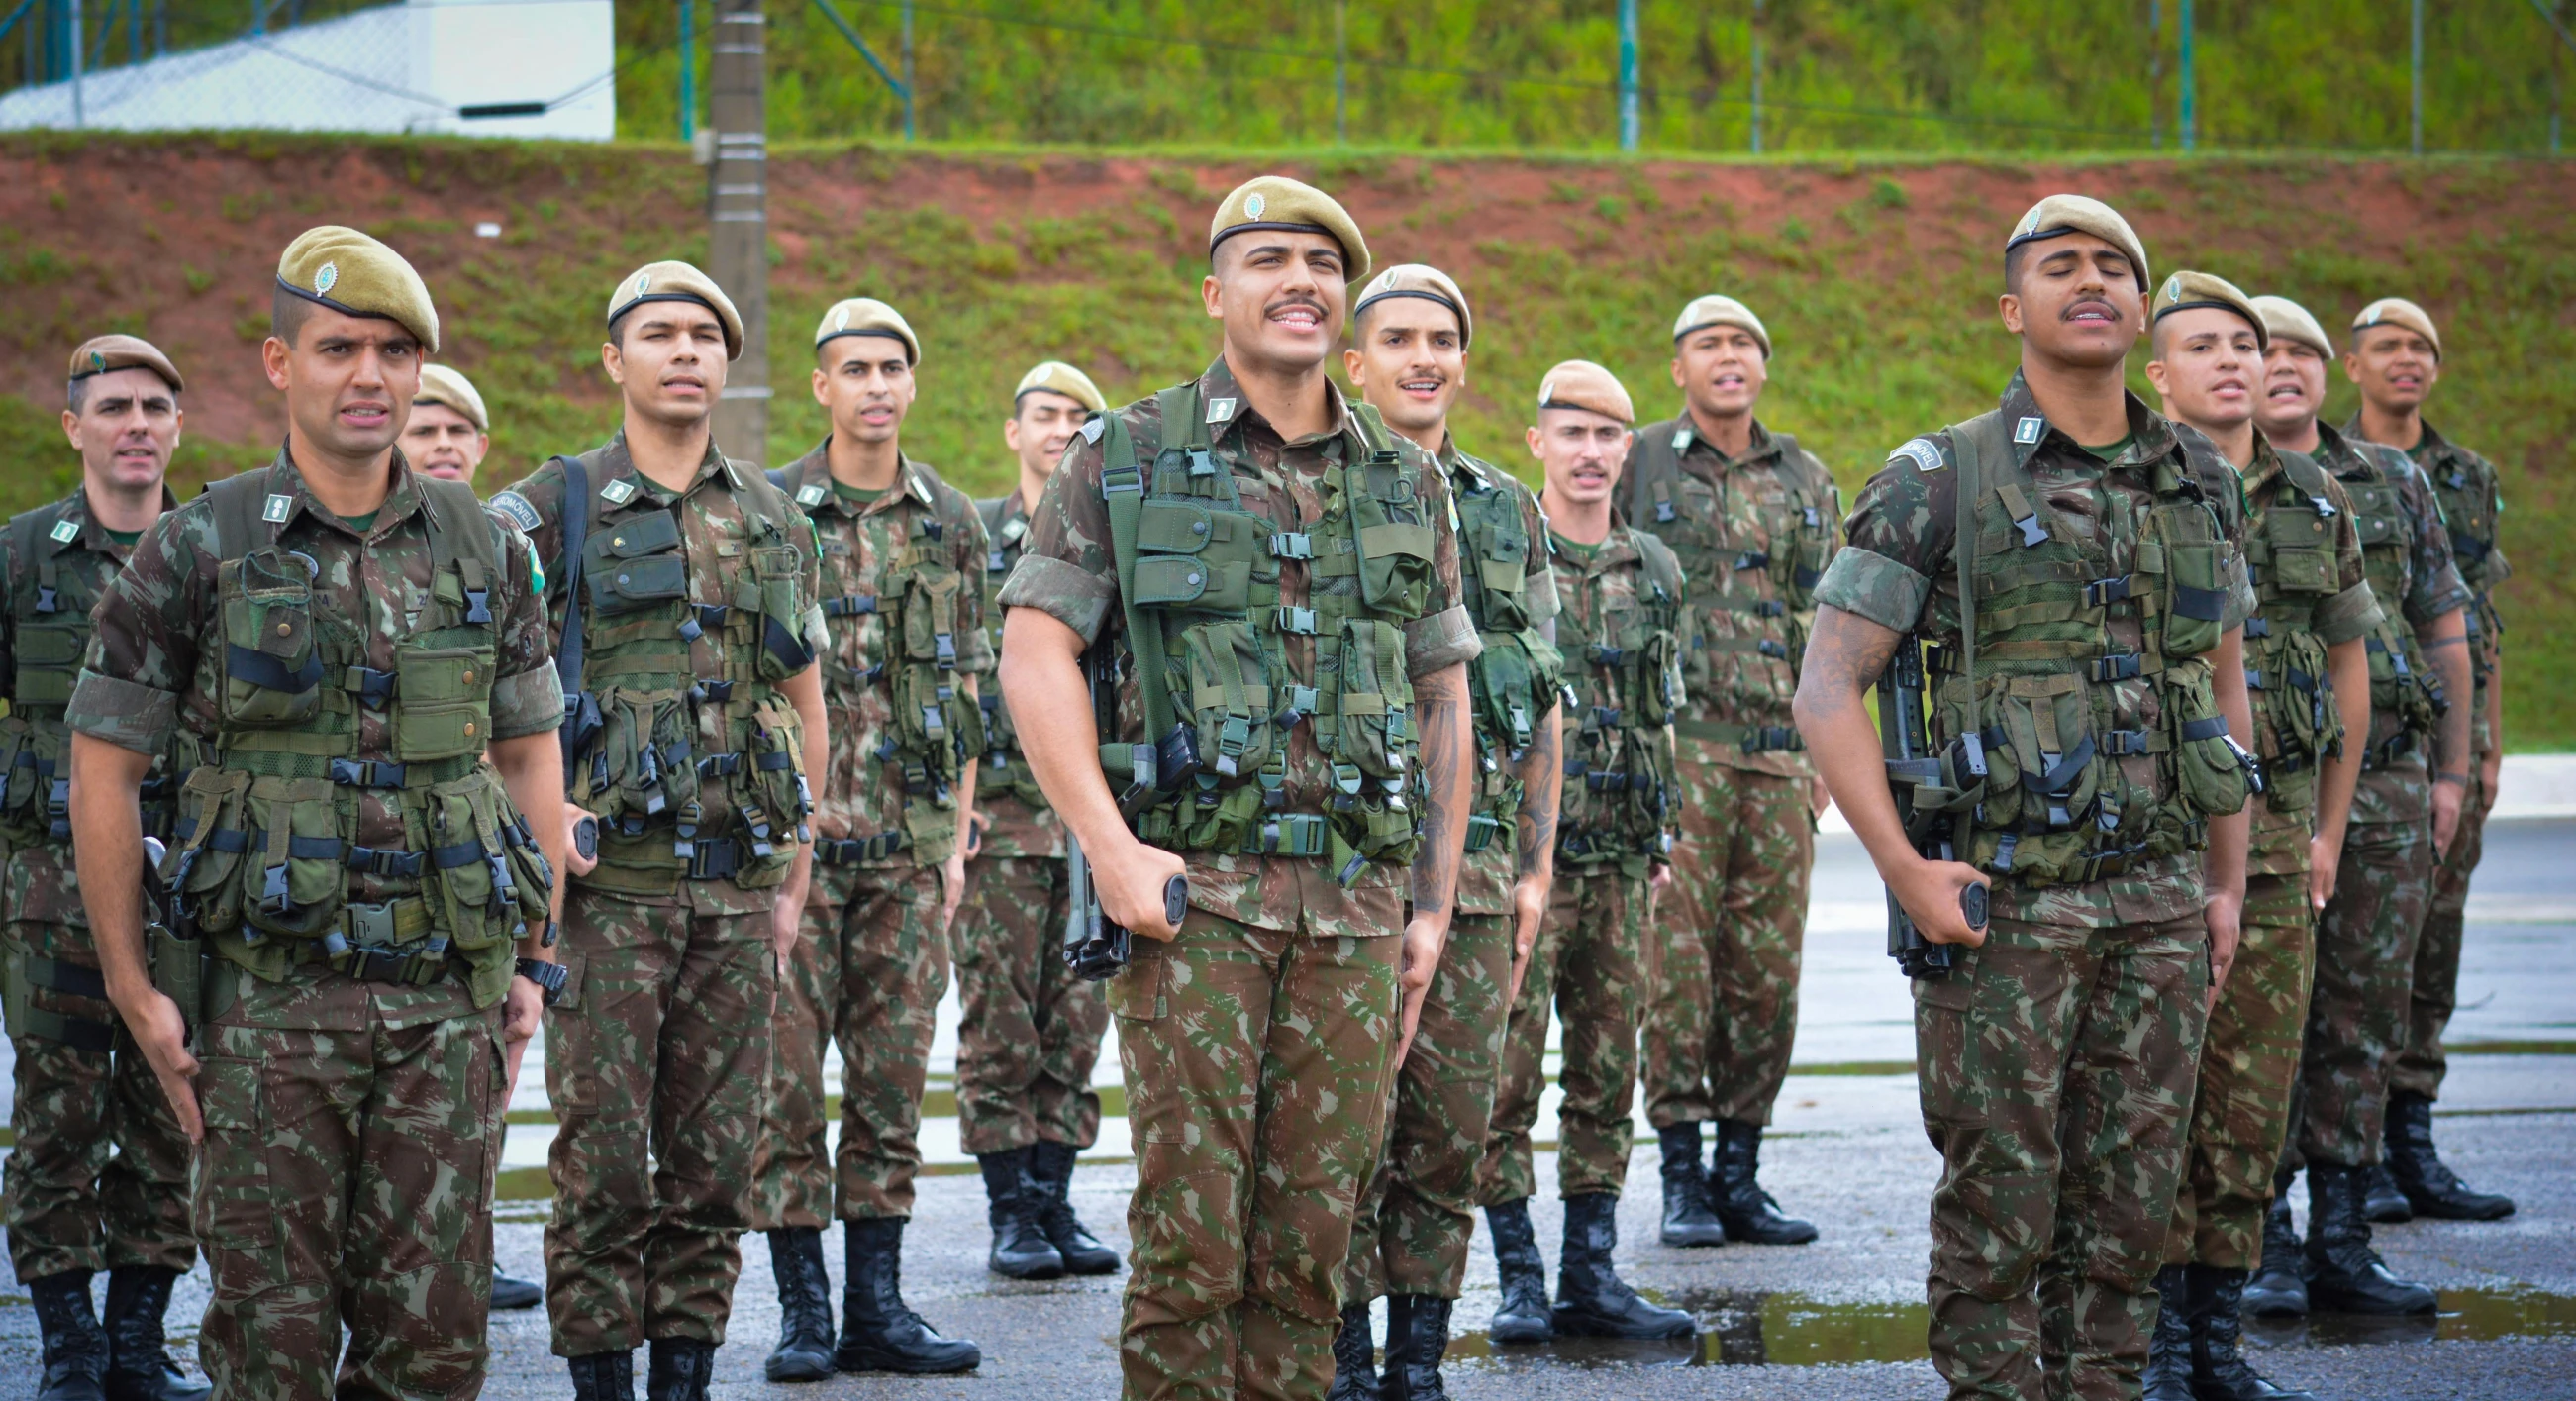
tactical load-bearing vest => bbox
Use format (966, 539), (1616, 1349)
(973, 493), (1046, 811)
(2422, 437), (2506, 697)
(2339, 450), (2446, 768)
(1625, 423), (1834, 754)
(1, 501), (176, 847)
(1555, 530), (1685, 869)
(1451, 454), (1564, 857)
(164, 471), (548, 1006)
(559, 457), (818, 889)
(1897, 414), (2254, 886)
(2238, 450), (2350, 821)
(1098, 385), (1437, 886)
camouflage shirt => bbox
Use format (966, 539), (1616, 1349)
(1547, 517), (1688, 877)
(1443, 437), (1558, 918)
(1623, 416), (1840, 778)
(1, 485), (178, 926)
(772, 442), (993, 868)
(71, 448), (555, 1026)
(996, 356), (1480, 940)
(1815, 371), (2256, 929)
(2239, 439), (2379, 876)
(2312, 422), (2468, 826)
(2377, 416), (2509, 758)
(971, 485), (1059, 861)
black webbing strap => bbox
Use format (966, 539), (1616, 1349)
(553, 454), (591, 767)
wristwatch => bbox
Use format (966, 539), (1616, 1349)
(515, 957), (569, 1007)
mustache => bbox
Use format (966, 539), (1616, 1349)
(1265, 295), (1328, 318)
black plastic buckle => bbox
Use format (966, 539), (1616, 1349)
(2088, 653), (2143, 682)
(351, 667), (398, 708)
(2083, 575), (2137, 608)
(1758, 639), (1790, 659)
(823, 595), (879, 618)
(329, 758), (408, 788)
(1587, 644), (1626, 666)
(686, 838), (743, 881)
(1733, 550), (1771, 571)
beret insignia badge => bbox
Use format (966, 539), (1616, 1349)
(314, 262), (339, 295)
(631, 272), (651, 299)
(88, 350), (105, 372)
(1244, 192), (1266, 218)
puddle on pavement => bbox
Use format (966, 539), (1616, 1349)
(1448, 1285), (2576, 1370)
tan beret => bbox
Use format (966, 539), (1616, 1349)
(2151, 270), (2266, 350)
(2005, 194), (2151, 292)
(1671, 294), (1771, 357)
(2250, 295), (2335, 359)
(1352, 263), (1472, 349)
(1014, 360), (1105, 413)
(607, 261), (744, 361)
(66, 334), (182, 394)
(816, 297), (921, 366)
(276, 225), (440, 353)
(2351, 297), (2441, 360)
(414, 363), (489, 432)
(1208, 175), (1372, 285)
(1536, 359), (1634, 425)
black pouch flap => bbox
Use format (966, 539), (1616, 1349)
(590, 554), (689, 611)
(599, 509), (685, 559)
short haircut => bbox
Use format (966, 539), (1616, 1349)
(65, 377), (87, 413)
(1353, 295), (1462, 347)
(2003, 242), (2031, 294)
(271, 283), (321, 348)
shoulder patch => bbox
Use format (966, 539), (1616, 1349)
(1890, 438), (1946, 473)
(599, 479), (639, 507)
(488, 490), (542, 532)
(49, 518), (80, 544)
(796, 483), (829, 508)
(1080, 415), (1107, 444)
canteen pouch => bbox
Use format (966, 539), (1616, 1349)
(1349, 455), (1436, 617)
(2169, 664), (2252, 820)
(1972, 673), (2106, 880)
(0, 713), (40, 837)
(425, 772), (535, 951)
(2260, 629), (2336, 817)
(173, 768), (252, 935)
(740, 703), (808, 883)
(1177, 621), (1276, 781)
(1332, 618), (1415, 780)
(219, 550), (322, 727)
(393, 645), (499, 762)
(242, 776), (347, 940)
(752, 544), (816, 682)
(578, 688), (699, 829)
(2151, 501), (2229, 659)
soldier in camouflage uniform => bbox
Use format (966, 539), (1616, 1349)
(2341, 297), (2518, 1225)
(73, 228), (568, 1401)
(1478, 360), (1695, 1347)
(492, 261), (829, 1400)
(1795, 197), (2259, 1401)
(2234, 296), (2472, 1322)
(957, 359), (1120, 1284)
(3, 335), (204, 1401)
(1622, 294), (1836, 1250)
(2139, 279), (2376, 1401)
(741, 297), (991, 1381)
(996, 177), (1483, 1401)
(1330, 266), (1564, 1399)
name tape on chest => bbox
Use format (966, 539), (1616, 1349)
(1890, 438), (1946, 473)
(261, 494), (294, 524)
(488, 490), (543, 532)
(600, 478), (640, 506)
(49, 519), (80, 544)
(2013, 416), (2046, 445)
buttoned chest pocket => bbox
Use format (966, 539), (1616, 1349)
(393, 646), (499, 761)
(890, 547), (962, 674)
(218, 551), (322, 727)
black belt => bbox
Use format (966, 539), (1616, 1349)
(815, 831), (908, 865)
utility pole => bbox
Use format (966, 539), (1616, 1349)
(2149, 0), (2162, 149)
(677, 0), (694, 143)
(901, 0), (914, 140)
(67, 0), (82, 128)
(2411, 0), (2424, 154)
(2178, 0), (2195, 151)
(1334, 0), (1347, 144)
(1750, 0), (1764, 153)
(709, 0), (769, 466)
(1617, 0), (1638, 151)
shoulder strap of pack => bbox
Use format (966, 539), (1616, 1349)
(975, 495), (1009, 539)
(201, 467), (282, 566)
(1635, 529), (1685, 599)
(552, 455), (590, 714)
(1624, 421), (1685, 525)
(413, 476), (503, 626)
(1099, 408), (1180, 749)
(768, 467), (791, 492)
(6, 501), (68, 617)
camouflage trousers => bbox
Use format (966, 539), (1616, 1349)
(2165, 875), (2314, 1270)
(545, 889), (776, 1355)
(1482, 868), (1646, 1204)
(2292, 818), (2430, 1169)
(194, 969), (504, 1401)
(1645, 752), (1813, 1128)
(1338, 911), (1512, 1304)
(751, 860), (948, 1227)
(952, 853), (1106, 1155)
(1108, 908), (1401, 1401)
(2394, 766), (2489, 1101)
(1, 919), (194, 1281)
(1914, 911), (2210, 1401)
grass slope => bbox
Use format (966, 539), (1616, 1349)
(0, 136), (2566, 746)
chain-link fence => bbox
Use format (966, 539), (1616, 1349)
(0, 0), (615, 137)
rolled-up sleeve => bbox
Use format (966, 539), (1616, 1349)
(69, 506), (206, 757)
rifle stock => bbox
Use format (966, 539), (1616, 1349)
(1878, 635), (1959, 979)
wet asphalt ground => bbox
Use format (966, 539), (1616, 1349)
(1, 820), (2569, 1398)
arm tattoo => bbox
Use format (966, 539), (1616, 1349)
(1410, 667), (1471, 917)
(1797, 608), (1903, 720)
(1514, 702), (1562, 878)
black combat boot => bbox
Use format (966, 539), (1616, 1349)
(1028, 1139), (1122, 1274)
(763, 1227), (837, 1382)
(1327, 1301), (1379, 1401)
(2188, 1264), (2319, 1401)
(1655, 1123), (1726, 1248)
(2385, 1090), (2516, 1221)
(837, 1217), (982, 1373)
(30, 1271), (108, 1401)
(2241, 1180), (2309, 1318)
(1550, 1193), (1696, 1339)
(644, 1337), (716, 1401)
(100, 1267), (207, 1401)
(978, 1148), (1066, 1280)
(1380, 1294), (1454, 1401)
(566, 1350), (635, 1401)
(2142, 1265), (2196, 1401)
(1483, 1199), (1552, 1344)
(2304, 1164), (2436, 1315)
(2362, 1162), (2413, 1223)
(1710, 1119), (1819, 1245)
(489, 1271), (545, 1310)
